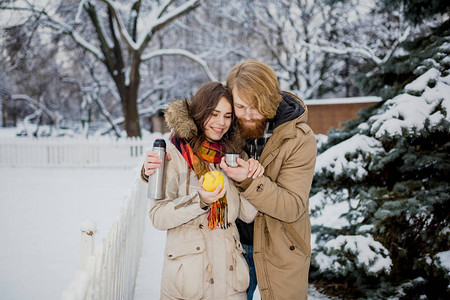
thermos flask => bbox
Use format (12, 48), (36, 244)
(147, 139), (166, 200)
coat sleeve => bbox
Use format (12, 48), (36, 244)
(241, 132), (317, 223)
(149, 150), (207, 230)
(238, 195), (258, 223)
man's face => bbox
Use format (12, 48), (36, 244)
(232, 88), (267, 139)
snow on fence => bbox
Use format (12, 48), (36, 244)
(62, 177), (147, 300)
(0, 137), (147, 168)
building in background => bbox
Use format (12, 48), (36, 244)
(305, 97), (381, 135)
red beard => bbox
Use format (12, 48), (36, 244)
(237, 118), (268, 139)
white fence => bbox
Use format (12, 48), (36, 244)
(0, 137), (148, 168)
(0, 136), (164, 299)
(62, 178), (148, 300)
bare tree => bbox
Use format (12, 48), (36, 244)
(1, 0), (215, 137)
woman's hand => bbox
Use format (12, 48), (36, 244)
(143, 150), (172, 176)
(247, 158), (265, 179)
(198, 175), (227, 204)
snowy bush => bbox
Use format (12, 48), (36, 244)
(315, 134), (385, 181)
(368, 70), (450, 139)
(315, 235), (392, 276)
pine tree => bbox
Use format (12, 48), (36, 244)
(310, 15), (450, 300)
(380, 0), (450, 25)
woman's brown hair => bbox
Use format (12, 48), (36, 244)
(226, 59), (281, 119)
(188, 82), (241, 154)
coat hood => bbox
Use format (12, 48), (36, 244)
(164, 99), (198, 140)
(272, 91), (308, 129)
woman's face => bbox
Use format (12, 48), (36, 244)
(203, 97), (232, 141)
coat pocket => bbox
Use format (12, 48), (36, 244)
(162, 237), (206, 299)
(231, 238), (250, 292)
(282, 223), (310, 256)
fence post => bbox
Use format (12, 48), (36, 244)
(80, 220), (97, 270)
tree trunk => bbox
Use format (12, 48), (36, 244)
(122, 85), (141, 137)
(122, 53), (142, 137)
(1, 100), (5, 127)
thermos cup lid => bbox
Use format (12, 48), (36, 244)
(153, 139), (166, 148)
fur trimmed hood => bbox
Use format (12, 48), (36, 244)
(165, 99), (197, 140)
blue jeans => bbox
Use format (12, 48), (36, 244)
(243, 244), (257, 300)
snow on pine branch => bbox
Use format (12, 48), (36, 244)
(310, 190), (353, 229)
(314, 235), (392, 275)
(404, 68), (441, 95)
(310, 189), (368, 231)
(368, 69), (450, 139)
(314, 134), (385, 181)
(434, 251), (450, 275)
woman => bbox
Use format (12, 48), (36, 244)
(141, 82), (263, 299)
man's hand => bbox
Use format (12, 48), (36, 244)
(143, 150), (172, 176)
(220, 157), (264, 182)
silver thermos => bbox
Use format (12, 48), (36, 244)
(147, 139), (166, 200)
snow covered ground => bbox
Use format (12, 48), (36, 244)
(0, 167), (137, 299)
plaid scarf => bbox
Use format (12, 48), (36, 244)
(171, 136), (228, 230)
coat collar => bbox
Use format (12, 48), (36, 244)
(259, 92), (309, 162)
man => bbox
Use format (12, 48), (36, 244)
(218, 60), (317, 300)
(143, 60), (316, 299)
